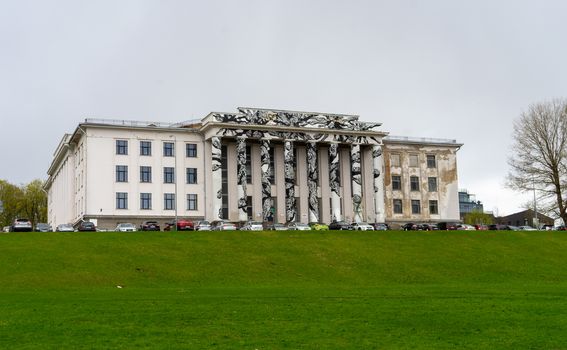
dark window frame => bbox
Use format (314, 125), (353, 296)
(116, 192), (128, 209)
(116, 165), (128, 183)
(140, 166), (152, 183)
(140, 193), (152, 210)
(428, 177), (438, 192)
(186, 143), (197, 157)
(410, 176), (420, 191)
(163, 142), (175, 157)
(186, 168), (198, 184)
(164, 167), (175, 184)
(393, 199), (403, 214)
(116, 140), (128, 155)
(429, 200), (438, 215)
(411, 200), (421, 214)
(187, 194), (198, 211)
(392, 175), (402, 191)
(427, 155), (436, 168)
(164, 193), (175, 210)
(140, 141), (152, 156)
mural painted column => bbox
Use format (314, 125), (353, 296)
(306, 141), (319, 223)
(284, 140), (296, 223)
(372, 144), (385, 223)
(329, 142), (342, 222)
(351, 143), (363, 223)
(260, 139), (272, 222)
(236, 136), (248, 222)
(211, 136), (223, 220)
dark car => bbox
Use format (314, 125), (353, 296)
(402, 223), (417, 231)
(437, 222), (459, 230)
(140, 221), (160, 231)
(328, 221), (353, 230)
(77, 221), (96, 232)
(420, 223), (438, 231)
(372, 223), (389, 231)
(35, 223), (53, 232)
(164, 219), (195, 231)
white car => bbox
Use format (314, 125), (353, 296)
(518, 225), (537, 231)
(11, 218), (33, 232)
(56, 224), (75, 232)
(115, 223), (137, 232)
(195, 221), (212, 231)
(287, 222), (311, 231)
(351, 222), (374, 231)
(456, 224), (476, 231)
(240, 221), (264, 231)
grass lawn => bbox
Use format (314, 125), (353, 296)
(1, 230), (567, 349)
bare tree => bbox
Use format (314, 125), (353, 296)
(507, 98), (567, 224)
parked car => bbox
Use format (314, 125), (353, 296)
(352, 222), (374, 231)
(139, 221), (160, 231)
(402, 223), (417, 231)
(56, 223), (75, 232)
(265, 223), (287, 231)
(309, 222), (329, 231)
(518, 225), (537, 231)
(287, 222), (311, 231)
(164, 219), (194, 231)
(419, 223), (438, 231)
(115, 223), (137, 232)
(474, 224), (489, 230)
(77, 221), (96, 232)
(329, 221), (353, 230)
(195, 220), (212, 231)
(488, 224), (512, 230)
(35, 223), (53, 232)
(240, 221), (264, 231)
(11, 218), (33, 232)
(372, 223), (389, 231)
(211, 220), (238, 231)
(437, 222), (460, 230)
(456, 224), (476, 231)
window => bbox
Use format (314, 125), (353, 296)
(187, 194), (198, 211)
(140, 141), (152, 156)
(246, 146), (252, 184)
(116, 192), (128, 209)
(186, 143), (197, 157)
(428, 177), (438, 192)
(186, 168), (197, 184)
(164, 167), (175, 183)
(427, 155), (436, 168)
(392, 175), (402, 191)
(269, 147), (275, 183)
(409, 154), (419, 167)
(429, 200), (438, 215)
(393, 199), (403, 214)
(163, 142), (174, 157)
(140, 193), (152, 210)
(140, 166), (152, 183)
(411, 200), (421, 214)
(116, 165), (128, 182)
(410, 176), (420, 191)
(164, 193), (175, 210)
(116, 140), (128, 155)
(390, 154), (400, 167)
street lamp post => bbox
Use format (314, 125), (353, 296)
(171, 135), (178, 231)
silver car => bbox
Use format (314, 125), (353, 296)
(56, 224), (75, 232)
(115, 223), (137, 232)
(11, 218), (33, 232)
(287, 222), (311, 231)
(352, 222), (374, 231)
(240, 221), (264, 231)
(195, 221), (212, 231)
(211, 220), (237, 231)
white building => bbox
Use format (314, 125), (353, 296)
(45, 107), (462, 229)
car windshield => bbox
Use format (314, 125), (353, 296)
(16, 219), (30, 222)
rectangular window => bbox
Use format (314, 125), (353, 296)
(116, 192), (128, 209)
(393, 199), (403, 214)
(410, 176), (420, 191)
(140, 166), (152, 183)
(116, 140), (128, 155)
(164, 167), (175, 183)
(246, 146), (252, 184)
(269, 147), (275, 184)
(163, 142), (174, 157)
(409, 154), (419, 167)
(164, 193), (175, 210)
(186, 168), (197, 184)
(186, 143), (197, 157)
(429, 200), (439, 215)
(427, 155), (436, 168)
(428, 177), (438, 192)
(390, 154), (400, 167)
(140, 193), (152, 210)
(116, 165), (128, 182)
(392, 175), (402, 191)
(412, 200), (421, 214)
(187, 194), (198, 211)
(140, 141), (152, 156)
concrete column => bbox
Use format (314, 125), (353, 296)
(284, 140), (296, 223)
(211, 136), (223, 220)
(351, 144), (363, 223)
(373, 145), (385, 223)
(306, 141), (319, 223)
(260, 139), (272, 222)
(329, 142), (342, 222)
(236, 136), (248, 222)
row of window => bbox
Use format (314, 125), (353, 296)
(116, 140), (198, 157)
(116, 192), (198, 210)
(391, 154), (437, 168)
(116, 166), (198, 184)
(392, 175), (437, 192)
(393, 199), (438, 215)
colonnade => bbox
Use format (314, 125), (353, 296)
(210, 136), (385, 224)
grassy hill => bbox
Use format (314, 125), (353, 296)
(1, 230), (566, 349)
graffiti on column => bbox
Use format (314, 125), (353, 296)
(284, 141), (296, 223)
(329, 143), (341, 222)
(211, 136), (223, 219)
(236, 137), (248, 221)
(372, 145), (384, 223)
(351, 144), (363, 223)
(306, 142), (319, 223)
(260, 139), (272, 221)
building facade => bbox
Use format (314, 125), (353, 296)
(459, 189), (484, 220)
(45, 107), (463, 229)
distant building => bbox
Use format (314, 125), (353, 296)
(497, 209), (554, 228)
(459, 189), (484, 219)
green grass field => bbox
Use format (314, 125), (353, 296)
(1, 230), (567, 349)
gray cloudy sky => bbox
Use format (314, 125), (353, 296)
(1, 0), (566, 216)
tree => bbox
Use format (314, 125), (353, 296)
(463, 210), (493, 226)
(0, 180), (24, 227)
(507, 99), (567, 224)
(21, 179), (48, 227)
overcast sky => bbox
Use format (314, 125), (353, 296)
(1, 0), (566, 216)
